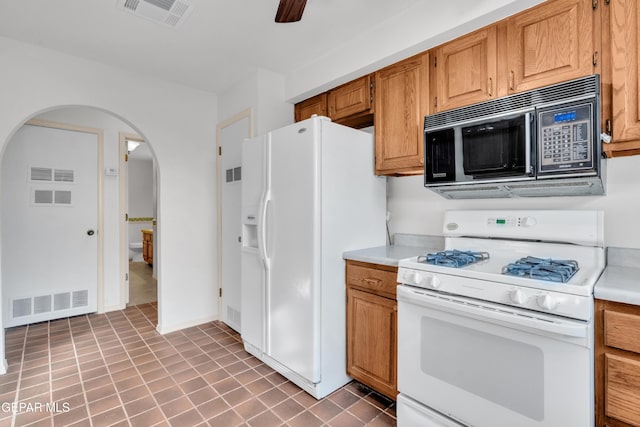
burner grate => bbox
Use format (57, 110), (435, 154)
(502, 256), (579, 283)
(418, 250), (490, 268)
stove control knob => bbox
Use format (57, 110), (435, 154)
(509, 289), (527, 305)
(426, 276), (441, 289)
(411, 272), (425, 286)
(537, 294), (558, 310)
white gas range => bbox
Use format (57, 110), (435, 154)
(396, 210), (605, 427)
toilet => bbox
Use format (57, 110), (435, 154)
(129, 242), (143, 262)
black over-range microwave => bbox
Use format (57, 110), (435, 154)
(424, 75), (605, 199)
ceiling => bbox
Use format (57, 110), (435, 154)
(0, 0), (426, 95)
(0, 0), (544, 100)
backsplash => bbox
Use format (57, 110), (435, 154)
(606, 247), (640, 267)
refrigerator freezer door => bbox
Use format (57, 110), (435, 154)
(265, 120), (321, 384)
(240, 135), (266, 352)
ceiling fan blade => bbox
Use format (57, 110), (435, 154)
(275, 0), (307, 23)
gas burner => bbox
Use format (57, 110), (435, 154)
(418, 250), (490, 268)
(502, 256), (579, 283)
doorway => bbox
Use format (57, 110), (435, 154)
(1, 106), (161, 332)
(122, 134), (157, 307)
(217, 109), (253, 332)
(1, 118), (103, 326)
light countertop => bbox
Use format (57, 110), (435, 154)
(594, 247), (640, 305)
(343, 234), (444, 267)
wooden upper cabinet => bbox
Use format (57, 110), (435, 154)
(374, 52), (429, 175)
(506, 0), (595, 94)
(328, 75), (373, 121)
(432, 26), (498, 112)
(294, 76), (373, 128)
(294, 93), (327, 122)
(608, 0), (640, 144)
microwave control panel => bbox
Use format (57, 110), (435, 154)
(538, 103), (593, 173)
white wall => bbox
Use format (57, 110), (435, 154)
(218, 68), (292, 134)
(128, 155), (155, 254)
(387, 156), (640, 249)
(0, 36), (219, 372)
(128, 159), (154, 221)
(285, 0), (544, 101)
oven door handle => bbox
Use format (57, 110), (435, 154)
(397, 286), (588, 339)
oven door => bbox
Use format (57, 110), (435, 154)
(397, 285), (593, 427)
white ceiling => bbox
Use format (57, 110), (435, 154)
(0, 0), (546, 100)
(0, 0), (426, 95)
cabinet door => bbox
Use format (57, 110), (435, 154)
(433, 26), (497, 112)
(374, 52), (429, 175)
(506, 0), (594, 94)
(294, 93), (327, 122)
(606, 354), (640, 426)
(347, 287), (397, 399)
(596, 299), (640, 427)
(327, 75), (373, 121)
(609, 0), (640, 143)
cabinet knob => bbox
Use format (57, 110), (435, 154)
(363, 278), (382, 287)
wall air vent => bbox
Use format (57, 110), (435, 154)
(118, 0), (193, 28)
(72, 290), (89, 308)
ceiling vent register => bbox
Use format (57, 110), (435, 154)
(118, 0), (193, 27)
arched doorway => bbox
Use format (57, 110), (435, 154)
(1, 106), (159, 330)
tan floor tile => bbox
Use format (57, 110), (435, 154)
(129, 407), (166, 427)
(91, 406), (126, 427)
(288, 410), (324, 427)
(124, 395), (158, 417)
(206, 408), (242, 426)
(186, 386), (218, 406)
(247, 409), (282, 427)
(2, 309), (390, 427)
(272, 397), (305, 422)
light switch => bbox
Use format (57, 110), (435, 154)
(105, 167), (118, 176)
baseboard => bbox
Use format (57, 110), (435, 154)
(156, 314), (217, 335)
(101, 303), (126, 313)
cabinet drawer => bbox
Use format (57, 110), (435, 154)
(346, 262), (397, 298)
(606, 354), (640, 425)
(605, 310), (640, 354)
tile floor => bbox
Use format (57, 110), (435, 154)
(0, 303), (396, 426)
(127, 262), (157, 307)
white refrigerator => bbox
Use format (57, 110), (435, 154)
(240, 116), (386, 399)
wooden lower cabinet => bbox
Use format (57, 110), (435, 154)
(595, 299), (640, 426)
(346, 260), (397, 400)
(142, 229), (153, 265)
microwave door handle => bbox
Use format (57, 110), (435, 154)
(525, 112), (533, 175)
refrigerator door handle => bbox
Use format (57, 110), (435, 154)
(257, 189), (271, 270)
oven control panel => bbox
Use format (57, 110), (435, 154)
(397, 266), (593, 321)
(486, 216), (537, 228)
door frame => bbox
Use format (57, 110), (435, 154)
(118, 132), (146, 309)
(21, 118), (105, 313)
(216, 108), (253, 321)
